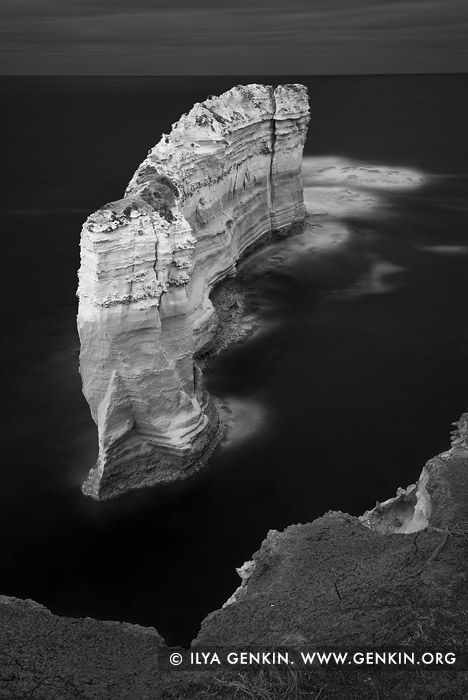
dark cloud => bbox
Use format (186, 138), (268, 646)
(1, 0), (467, 74)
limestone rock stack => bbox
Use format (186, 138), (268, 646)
(77, 83), (310, 499)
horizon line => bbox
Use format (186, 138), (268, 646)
(1, 71), (467, 78)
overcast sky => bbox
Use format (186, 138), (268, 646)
(2, 0), (467, 75)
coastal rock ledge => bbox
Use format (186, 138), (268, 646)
(77, 83), (310, 500)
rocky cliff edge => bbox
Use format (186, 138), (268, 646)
(1, 415), (467, 699)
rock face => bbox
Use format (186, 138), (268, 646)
(77, 83), (310, 500)
(0, 596), (164, 700)
(360, 413), (468, 534)
(2, 416), (467, 699)
(194, 414), (468, 646)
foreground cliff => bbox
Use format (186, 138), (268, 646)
(194, 414), (468, 647)
(77, 83), (309, 500)
(2, 415), (468, 699)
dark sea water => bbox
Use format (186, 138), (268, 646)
(2, 75), (468, 647)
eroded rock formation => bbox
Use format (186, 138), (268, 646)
(77, 83), (310, 499)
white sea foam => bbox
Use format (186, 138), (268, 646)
(219, 155), (426, 443)
(220, 397), (267, 448)
(301, 155), (425, 221)
(417, 245), (468, 255)
(302, 156), (425, 191)
(303, 185), (382, 218)
(241, 221), (351, 279)
(330, 256), (405, 300)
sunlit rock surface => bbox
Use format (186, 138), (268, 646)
(77, 84), (309, 499)
(360, 412), (468, 534)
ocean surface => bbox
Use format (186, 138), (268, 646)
(2, 75), (468, 646)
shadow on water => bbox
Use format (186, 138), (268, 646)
(1, 75), (468, 647)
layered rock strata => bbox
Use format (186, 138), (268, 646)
(77, 84), (310, 499)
